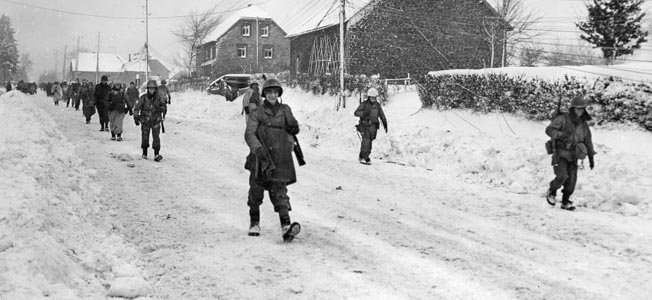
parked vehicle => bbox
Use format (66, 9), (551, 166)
(206, 74), (251, 101)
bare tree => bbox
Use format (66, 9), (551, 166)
(172, 7), (223, 76)
(519, 43), (544, 67)
(481, 17), (502, 68)
(486, 0), (542, 67)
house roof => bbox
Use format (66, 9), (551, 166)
(205, 5), (274, 42)
(122, 58), (169, 76)
(285, 0), (508, 37)
(71, 52), (125, 73)
(285, 0), (372, 37)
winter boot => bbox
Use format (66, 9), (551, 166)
(116, 134), (122, 142)
(546, 188), (556, 206)
(248, 223), (260, 236)
(142, 148), (148, 160)
(100, 124), (105, 131)
(561, 201), (576, 211)
(111, 132), (116, 140)
(282, 222), (301, 242)
(365, 157), (371, 164)
(154, 151), (163, 162)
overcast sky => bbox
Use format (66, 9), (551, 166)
(2, 0), (650, 80)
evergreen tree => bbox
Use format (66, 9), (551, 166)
(0, 14), (19, 82)
(576, 0), (648, 64)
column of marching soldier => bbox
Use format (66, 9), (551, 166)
(46, 75), (171, 162)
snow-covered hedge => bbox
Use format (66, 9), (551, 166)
(418, 74), (652, 131)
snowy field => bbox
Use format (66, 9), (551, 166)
(1, 81), (652, 299)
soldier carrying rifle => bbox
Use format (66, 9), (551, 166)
(244, 78), (302, 242)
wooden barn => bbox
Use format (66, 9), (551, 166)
(287, 0), (511, 78)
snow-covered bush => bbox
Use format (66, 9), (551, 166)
(418, 74), (652, 131)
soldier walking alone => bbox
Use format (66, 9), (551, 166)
(354, 87), (388, 164)
(545, 96), (596, 211)
(134, 80), (167, 161)
(244, 78), (301, 242)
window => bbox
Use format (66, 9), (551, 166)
(263, 46), (273, 59)
(242, 24), (251, 36)
(237, 44), (247, 58)
(261, 25), (269, 37)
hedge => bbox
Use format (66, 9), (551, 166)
(416, 73), (652, 131)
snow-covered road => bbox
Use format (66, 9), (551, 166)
(1, 90), (651, 299)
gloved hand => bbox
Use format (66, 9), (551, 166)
(384, 126), (388, 133)
(253, 147), (266, 160)
(124, 108), (129, 114)
(286, 125), (299, 135)
(589, 156), (595, 170)
(128, 109), (133, 116)
(134, 119), (140, 126)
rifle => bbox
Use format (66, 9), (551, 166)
(255, 130), (277, 178)
(161, 113), (166, 133)
(292, 134), (306, 166)
(550, 88), (564, 166)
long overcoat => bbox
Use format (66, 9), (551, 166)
(245, 101), (299, 185)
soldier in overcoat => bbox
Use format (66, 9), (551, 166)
(244, 78), (301, 242)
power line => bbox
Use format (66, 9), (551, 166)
(0, 0), (272, 20)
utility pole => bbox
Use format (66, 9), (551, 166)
(75, 36), (80, 77)
(53, 50), (59, 81)
(96, 32), (100, 83)
(145, 0), (149, 81)
(256, 16), (260, 73)
(62, 45), (67, 81)
(338, 0), (346, 109)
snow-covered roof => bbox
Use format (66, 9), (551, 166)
(205, 5), (273, 42)
(285, 0), (372, 37)
(284, 0), (505, 37)
(71, 52), (125, 73)
(122, 59), (169, 76)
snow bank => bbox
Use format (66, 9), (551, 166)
(171, 88), (652, 218)
(0, 91), (150, 299)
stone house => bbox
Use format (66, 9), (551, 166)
(197, 5), (290, 78)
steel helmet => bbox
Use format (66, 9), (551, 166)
(101, 75), (108, 82)
(262, 78), (283, 97)
(367, 87), (379, 97)
(570, 95), (587, 108)
(146, 80), (158, 89)
(161, 79), (167, 85)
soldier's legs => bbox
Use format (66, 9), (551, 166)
(247, 173), (265, 225)
(359, 128), (373, 160)
(269, 182), (291, 226)
(141, 125), (151, 151)
(151, 123), (161, 154)
(108, 111), (117, 133)
(561, 162), (578, 203)
(549, 158), (571, 196)
(114, 112), (125, 135)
